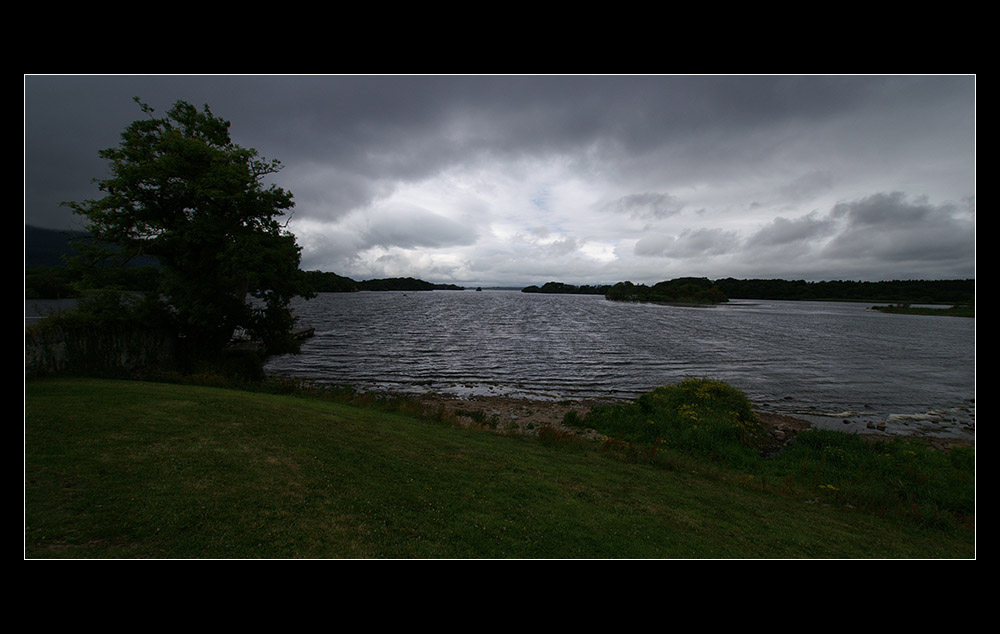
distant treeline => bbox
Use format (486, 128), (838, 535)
(521, 277), (975, 305)
(301, 271), (464, 293)
(522, 281), (611, 295)
(523, 278), (728, 305)
(24, 226), (974, 304)
(606, 278), (728, 305)
(25, 264), (463, 299)
(713, 278), (974, 304)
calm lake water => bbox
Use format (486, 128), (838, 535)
(264, 291), (976, 440)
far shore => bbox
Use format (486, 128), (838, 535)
(869, 304), (974, 318)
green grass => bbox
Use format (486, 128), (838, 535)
(567, 378), (976, 529)
(24, 378), (975, 558)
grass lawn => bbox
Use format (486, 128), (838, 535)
(24, 378), (975, 558)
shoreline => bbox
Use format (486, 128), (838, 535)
(390, 389), (974, 452)
(283, 373), (974, 445)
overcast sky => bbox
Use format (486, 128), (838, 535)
(24, 75), (976, 287)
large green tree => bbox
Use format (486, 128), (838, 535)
(64, 98), (314, 359)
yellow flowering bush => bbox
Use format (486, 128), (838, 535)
(571, 378), (763, 464)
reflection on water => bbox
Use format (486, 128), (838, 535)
(265, 291), (975, 439)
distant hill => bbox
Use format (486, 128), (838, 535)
(24, 225), (88, 268)
(24, 226), (464, 298)
(24, 226), (163, 299)
(24, 225), (159, 269)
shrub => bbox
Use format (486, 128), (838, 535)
(570, 378), (762, 466)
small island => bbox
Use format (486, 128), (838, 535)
(869, 303), (975, 318)
(520, 277), (728, 305)
(301, 271), (464, 293)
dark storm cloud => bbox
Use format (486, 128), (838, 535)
(746, 211), (836, 248)
(634, 227), (741, 258)
(602, 192), (686, 219)
(732, 192), (975, 281)
(25, 75), (975, 285)
(779, 171), (835, 203)
(359, 205), (478, 250)
(824, 192), (974, 263)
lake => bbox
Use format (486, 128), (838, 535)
(264, 291), (976, 440)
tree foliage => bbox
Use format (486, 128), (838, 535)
(64, 98), (313, 360)
(300, 271), (465, 292)
(606, 278), (728, 304)
(521, 281), (612, 295)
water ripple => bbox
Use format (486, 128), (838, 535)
(265, 291), (975, 438)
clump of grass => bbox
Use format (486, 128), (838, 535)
(536, 424), (576, 446)
(456, 409), (487, 424)
(766, 429), (975, 527)
(598, 436), (662, 464)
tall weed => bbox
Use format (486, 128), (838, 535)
(769, 430), (975, 521)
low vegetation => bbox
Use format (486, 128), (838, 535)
(565, 379), (975, 528)
(25, 377), (975, 558)
(870, 303), (975, 318)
